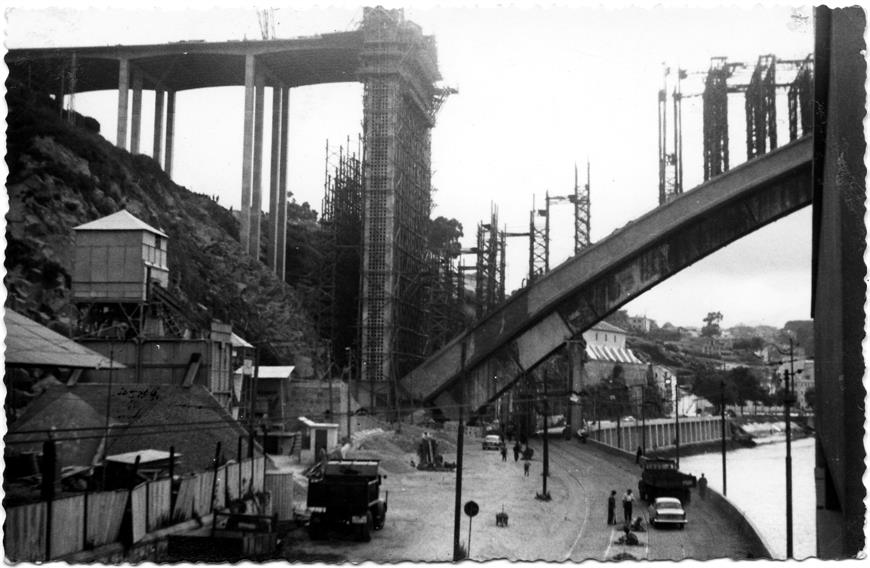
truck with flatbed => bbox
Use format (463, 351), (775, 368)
(307, 459), (388, 542)
(637, 457), (697, 505)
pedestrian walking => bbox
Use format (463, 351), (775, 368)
(513, 441), (521, 462)
(635, 445), (643, 464)
(607, 490), (617, 525)
(622, 489), (635, 524)
(699, 473), (708, 499)
(500, 443), (508, 462)
(523, 461), (530, 477)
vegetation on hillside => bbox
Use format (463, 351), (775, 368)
(5, 83), (317, 364)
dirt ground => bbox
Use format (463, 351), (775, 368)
(280, 423), (760, 562)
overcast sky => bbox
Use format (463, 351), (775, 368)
(5, 0), (818, 329)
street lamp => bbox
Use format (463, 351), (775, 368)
(664, 376), (680, 468)
(773, 336), (799, 559)
(627, 384), (647, 456)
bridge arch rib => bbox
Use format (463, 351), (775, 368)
(399, 136), (813, 419)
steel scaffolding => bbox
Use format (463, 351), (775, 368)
(358, 7), (442, 410)
(745, 54), (778, 159)
(703, 57), (732, 180)
(319, 139), (364, 367)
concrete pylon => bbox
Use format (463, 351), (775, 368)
(276, 85), (289, 281)
(239, 54), (256, 254)
(165, 91), (175, 176)
(116, 58), (129, 149)
(250, 70), (265, 259)
(268, 86), (282, 271)
(130, 70), (143, 154)
(153, 89), (164, 164)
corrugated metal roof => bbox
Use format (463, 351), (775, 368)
(106, 449), (177, 465)
(73, 209), (168, 237)
(585, 344), (643, 365)
(4, 309), (125, 369)
(233, 365), (295, 379)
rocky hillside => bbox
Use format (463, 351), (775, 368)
(5, 84), (318, 364)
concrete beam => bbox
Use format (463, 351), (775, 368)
(403, 136), (813, 418)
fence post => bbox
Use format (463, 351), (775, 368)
(210, 442), (222, 515)
(169, 445), (176, 511)
(42, 438), (56, 560)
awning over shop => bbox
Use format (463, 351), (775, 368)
(585, 344), (643, 365)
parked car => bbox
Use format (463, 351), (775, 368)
(648, 496), (687, 529)
(482, 434), (502, 450)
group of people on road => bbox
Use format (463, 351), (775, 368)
(494, 436), (533, 478)
(607, 489), (636, 525)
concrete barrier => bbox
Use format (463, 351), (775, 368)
(703, 488), (773, 559)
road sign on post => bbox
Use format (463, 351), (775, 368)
(464, 500), (479, 558)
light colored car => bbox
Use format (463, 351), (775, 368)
(649, 497), (687, 529)
(482, 434), (501, 450)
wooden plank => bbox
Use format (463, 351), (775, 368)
(50, 495), (85, 558)
(86, 490), (128, 547)
(4, 502), (47, 562)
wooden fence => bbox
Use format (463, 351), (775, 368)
(3, 456), (267, 562)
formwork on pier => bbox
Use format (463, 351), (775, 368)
(358, 7), (443, 411)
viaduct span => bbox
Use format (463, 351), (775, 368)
(6, 7), (445, 396)
(399, 136), (813, 418)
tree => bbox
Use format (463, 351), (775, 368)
(605, 310), (631, 332)
(701, 311), (724, 337)
(427, 216), (463, 257)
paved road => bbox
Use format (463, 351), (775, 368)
(281, 435), (764, 562)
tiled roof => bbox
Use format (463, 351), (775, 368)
(8, 384), (249, 473)
(591, 320), (626, 334)
(4, 309), (125, 369)
(73, 209), (167, 237)
(585, 344), (643, 364)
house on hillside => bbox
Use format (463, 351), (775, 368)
(68, 209), (241, 414)
(627, 315), (654, 334)
(580, 321), (647, 387)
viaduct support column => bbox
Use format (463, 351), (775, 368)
(67, 52), (77, 123)
(250, 71), (266, 259)
(239, 54), (256, 254)
(130, 70), (143, 154)
(153, 89), (165, 164)
(116, 58), (130, 150)
(276, 86), (289, 280)
(268, 86), (282, 271)
(165, 91), (176, 177)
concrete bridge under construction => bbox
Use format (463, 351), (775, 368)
(399, 136), (813, 416)
(6, 6), (447, 394)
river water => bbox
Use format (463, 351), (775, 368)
(680, 437), (816, 560)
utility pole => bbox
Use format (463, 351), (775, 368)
(785, 338), (795, 559)
(721, 379), (727, 496)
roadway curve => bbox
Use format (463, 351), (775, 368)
(281, 435), (766, 561)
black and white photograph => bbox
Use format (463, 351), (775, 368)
(2, 0), (865, 562)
